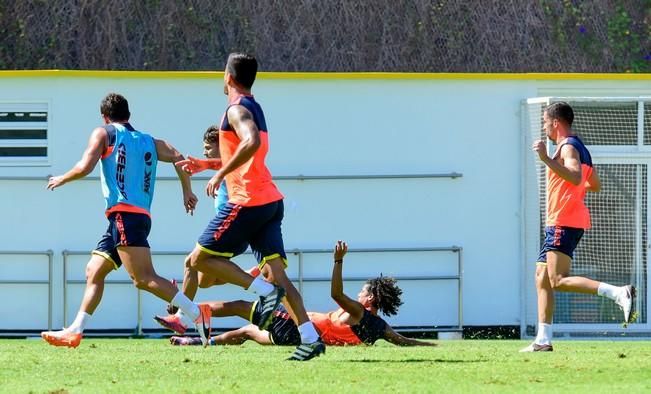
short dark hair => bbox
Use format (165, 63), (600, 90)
(226, 53), (258, 89)
(100, 93), (130, 121)
(545, 101), (574, 126)
(203, 125), (219, 144)
(365, 276), (403, 316)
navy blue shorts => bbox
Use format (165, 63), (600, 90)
(536, 225), (584, 263)
(197, 200), (287, 266)
(92, 212), (151, 269)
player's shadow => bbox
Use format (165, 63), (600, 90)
(346, 358), (487, 363)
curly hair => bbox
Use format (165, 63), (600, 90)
(366, 275), (403, 316)
(203, 125), (219, 144)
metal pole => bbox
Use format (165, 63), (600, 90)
(47, 250), (53, 331)
(62, 250), (68, 327)
(458, 248), (463, 332)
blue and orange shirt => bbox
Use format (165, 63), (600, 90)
(100, 123), (157, 216)
(219, 95), (283, 207)
(546, 135), (593, 229)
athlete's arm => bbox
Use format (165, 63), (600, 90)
(532, 140), (582, 185)
(155, 138), (198, 214)
(205, 105), (260, 197)
(383, 325), (437, 347)
(330, 241), (365, 323)
(47, 127), (106, 190)
(585, 166), (601, 192)
(175, 156), (222, 175)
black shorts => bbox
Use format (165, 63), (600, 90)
(197, 200), (287, 267)
(536, 225), (584, 263)
(92, 212), (151, 269)
(252, 302), (300, 346)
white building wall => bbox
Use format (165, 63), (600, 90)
(0, 71), (649, 333)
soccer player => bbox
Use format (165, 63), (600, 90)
(41, 93), (212, 348)
(521, 102), (636, 352)
(170, 241), (437, 347)
(160, 53), (325, 361)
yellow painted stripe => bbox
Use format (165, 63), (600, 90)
(0, 70), (650, 81)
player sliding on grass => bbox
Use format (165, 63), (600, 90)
(156, 52), (324, 361)
(41, 93), (212, 348)
(168, 241), (436, 347)
(521, 102), (636, 353)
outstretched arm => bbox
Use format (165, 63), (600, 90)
(383, 325), (438, 347)
(155, 138), (198, 214)
(330, 240), (365, 323)
(47, 127), (106, 190)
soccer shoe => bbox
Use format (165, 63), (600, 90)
(519, 342), (553, 352)
(41, 330), (82, 348)
(254, 286), (286, 331)
(170, 336), (203, 346)
(287, 339), (326, 361)
(616, 285), (637, 326)
(154, 314), (187, 335)
(194, 303), (212, 348)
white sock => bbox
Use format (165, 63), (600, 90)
(67, 311), (91, 334)
(247, 275), (274, 296)
(597, 282), (620, 301)
(298, 321), (319, 344)
(171, 291), (200, 321)
(175, 308), (193, 326)
(534, 323), (552, 345)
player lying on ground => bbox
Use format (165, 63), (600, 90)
(167, 241), (436, 347)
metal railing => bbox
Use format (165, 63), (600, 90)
(0, 172), (463, 182)
(0, 250), (54, 331)
(62, 246), (463, 335)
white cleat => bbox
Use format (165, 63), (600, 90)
(616, 285), (636, 326)
(519, 342), (553, 352)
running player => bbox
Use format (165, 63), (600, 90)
(41, 93), (212, 348)
(159, 53), (324, 361)
(521, 102), (636, 352)
(170, 241), (436, 347)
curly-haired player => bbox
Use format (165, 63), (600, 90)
(170, 241), (436, 347)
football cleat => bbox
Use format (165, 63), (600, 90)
(287, 338), (326, 361)
(194, 303), (212, 348)
(254, 286), (285, 331)
(616, 285), (636, 326)
(170, 336), (203, 346)
(41, 330), (82, 348)
(519, 342), (553, 352)
(154, 314), (187, 335)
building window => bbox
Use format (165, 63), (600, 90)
(0, 102), (48, 165)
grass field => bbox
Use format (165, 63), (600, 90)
(2, 338), (651, 393)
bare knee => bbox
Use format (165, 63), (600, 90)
(548, 275), (564, 290)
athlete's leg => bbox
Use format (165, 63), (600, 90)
(263, 258), (309, 326)
(41, 254), (114, 348)
(546, 250), (599, 294)
(207, 300), (253, 320)
(535, 263), (554, 324)
(189, 248), (255, 289)
(117, 246), (181, 301)
(214, 325), (273, 345)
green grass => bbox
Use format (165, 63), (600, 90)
(2, 338), (651, 393)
